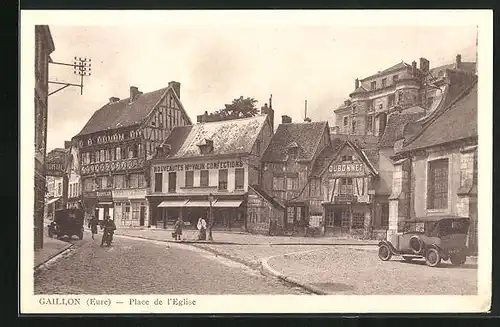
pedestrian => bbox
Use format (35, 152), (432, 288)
(197, 217), (207, 240)
(88, 215), (98, 240)
(100, 215), (116, 247)
(172, 217), (183, 241)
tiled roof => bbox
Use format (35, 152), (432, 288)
(429, 62), (476, 77)
(378, 112), (426, 148)
(76, 86), (187, 137)
(262, 121), (328, 162)
(350, 85), (369, 95)
(329, 133), (379, 150)
(361, 61), (410, 81)
(46, 148), (67, 163)
(401, 80), (477, 152)
(162, 115), (268, 160)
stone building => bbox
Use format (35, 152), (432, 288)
(34, 25), (55, 249)
(334, 54), (476, 137)
(44, 148), (67, 219)
(261, 117), (331, 231)
(147, 113), (274, 231)
(389, 78), (478, 253)
(73, 82), (192, 226)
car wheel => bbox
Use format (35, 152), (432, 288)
(378, 244), (392, 261)
(402, 256), (414, 262)
(409, 235), (423, 254)
(450, 253), (467, 266)
(425, 248), (441, 267)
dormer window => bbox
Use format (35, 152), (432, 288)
(286, 142), (299, 160)
(352, 105), (357, 115)
(198, 139), (214, 155)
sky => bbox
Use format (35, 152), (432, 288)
(45, 24), (477, 152)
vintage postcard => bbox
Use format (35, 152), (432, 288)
(20, 10), (492, 314)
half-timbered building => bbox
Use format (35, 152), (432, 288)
(73, 82), (192, 226)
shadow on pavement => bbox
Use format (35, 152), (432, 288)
(395, 259), (478, 269)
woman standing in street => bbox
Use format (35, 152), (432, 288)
(197, 217), (207, 240)
(172, 217), (183, 241)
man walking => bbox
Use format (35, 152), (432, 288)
(88, 215), (98, 240)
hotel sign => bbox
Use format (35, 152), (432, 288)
(328, 161), (366, 177)
(153, 160), (244, 173)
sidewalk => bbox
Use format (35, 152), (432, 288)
(115, 226), (380, 246)
(34, 237), (73, 270)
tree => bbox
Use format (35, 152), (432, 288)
(217, 96), (259, 119)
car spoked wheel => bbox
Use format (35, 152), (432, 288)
(425, 248), (441, 267)
(409, 235), (423, 254)
(378, 244), (392, 261)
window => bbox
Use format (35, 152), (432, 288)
(111, 175), (122, 189)
(366, 115), (374, 131)
(255, 140), (261, 154)
(218, 169), (228, 190)
(287, 177), (299, 190)
(287, 207), (295, 223)
(95, 151), (100, 163)
(131, 203), (140, 220)
(381, 78), (387, 87)
(370, 81), (376, 90)
(100, 150), (105, 162)
(129, 174), (140, 188)
(273, 176), (286, 191)
(352, 105), (357, 115)
(340, 177), (353, 195)
(158, 112), (164, 127)
(427, 159), (449, 209)
(393, 74), (399, 83)
(343, 116), (348, 126)
(288, 148), (298, 160)
(380, 203), (389, 227)
(351, 120), (356, 133)
(398, 91), (403, 104)
(116, 147), (121, 160)
(185, 171), (194, 187)
(388, 94), (395, 107)
(168, 172), (177, 192)
(352, 212), (365, 229)
(154, 173), (163, 192)
(379, 104), (383, 111)
(110, 148), (115, 161)
(84, 178), (94, 191)
(200, 170), (209, 187)
(341, 155), (353, 162)
(235, 168), (245, 190)
(105, 149), (110, 161)
(124, 203), (130, 220)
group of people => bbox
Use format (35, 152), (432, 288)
(88, 215), (116, 246)
(172, 216), (208, 241)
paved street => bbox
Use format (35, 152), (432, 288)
(267, 247), (478, 295)
(34, 231), (308, 295)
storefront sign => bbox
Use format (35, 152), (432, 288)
(83, 191), (97, 198)
(357, 195), (370, 203)
(113, 188), (147, 200)
(97, 190), (112, 199)
(153, 160), (244, 173)
(329, 162), (365, 176)
(334, 195), (357, 203)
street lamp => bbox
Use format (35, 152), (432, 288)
(208, 193), (214, 241)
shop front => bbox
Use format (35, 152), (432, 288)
(82, 191), (97, 222)
(148, 193), (246, 231)
(112, 188), (149, 227)
(323, 195), (373, 238)
(96, 189), (113, 223)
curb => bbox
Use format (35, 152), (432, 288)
(260, 255), (328, 295)
(191, 244), (260, 270)
(34, 242), (75, 273)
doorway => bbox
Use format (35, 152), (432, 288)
(140, 205), (145, 226)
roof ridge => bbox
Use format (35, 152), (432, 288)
(402, 78), (477, 150)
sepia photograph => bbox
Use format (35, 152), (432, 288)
(21, 10), (492, 314)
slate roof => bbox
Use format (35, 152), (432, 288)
(401, 80), (477, 152)
(76, 85), (191, 137)
(378, 112), (426, 148)
(262, 121), (328, 162)
(361, 61), (411, 81)
(161, 115), (268, 160)
(429, 62), (476, 78)
(329, 133), (379, 150)
(46, 148), (67, 163)
(350, 85), (369, 96)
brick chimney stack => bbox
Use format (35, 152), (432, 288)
(130, 86), (140, 102)
(455, 54), (462, 68)
(282, 115), (292, 124)
(109, 97), (120, 103)
(355, 78), (359, 89)
(412, 61), (417, 76)
(168, 81), (181, 99)
(419, 58), (430, 73)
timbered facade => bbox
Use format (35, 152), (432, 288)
(261, 118), (331, 231)
(73, 82), (192, 226)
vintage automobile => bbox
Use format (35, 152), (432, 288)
(48, 208), (85, 240)
(378, 216), (470, 267)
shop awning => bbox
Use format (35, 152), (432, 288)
(184, 200), (211, 207)
(213, 200), (243, 208)
(158, 200), (188, 208)
(46, 197), (61, 205)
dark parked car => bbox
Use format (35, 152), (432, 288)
(378, 216), (470, 267)
(48, 208), (85, 240)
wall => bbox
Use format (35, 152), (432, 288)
(377, 148), (395, 195)
(246, 188), (284, 234)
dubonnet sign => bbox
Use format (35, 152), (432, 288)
(328, 161), (366, 176)
(153, 160), (244, 173)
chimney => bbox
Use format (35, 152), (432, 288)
(412, 61), (417, 76)
(168, 81), (181, 99)
(130, 86), (140, 102)
(261, 102), (274, 134)
(282, 115), (292, 124)
(109, 97), (120, 103)
(355, 78), (359, 89)
(419, 58), (430, 73)
(455, 54), (462, 68)
(304, 117), (311, 123)
(197, 111), (209, 123)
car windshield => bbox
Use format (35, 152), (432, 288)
(436, 219), (469, 236)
